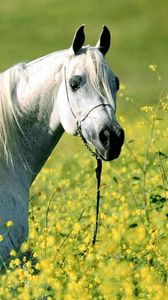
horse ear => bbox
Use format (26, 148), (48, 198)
(72, 25), (85, 54)
(96, 25), (111, 56)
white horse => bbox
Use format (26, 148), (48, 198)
(0, 25), (124, 261)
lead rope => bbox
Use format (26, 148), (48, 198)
(92, 158), (102, 245)
(77, 123), (102, 245)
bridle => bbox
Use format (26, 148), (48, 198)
(64, 64), (114, 245)
(64, 66), (113, 159)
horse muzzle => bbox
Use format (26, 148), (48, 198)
(97, 125), (125, 161)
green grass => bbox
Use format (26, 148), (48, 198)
(0, 1), (168, 299)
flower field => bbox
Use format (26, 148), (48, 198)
(0, 1), (168, 298)
(0, 67), (167, 299)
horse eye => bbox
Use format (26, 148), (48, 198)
(115, 76), (120, 91)
(69, 81), (79, 92)
(69, 76), (82, 92)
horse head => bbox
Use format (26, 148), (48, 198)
(57, 25), (124, 161)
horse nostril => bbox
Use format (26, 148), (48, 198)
(99, 127), (125, 148)
(99, 129), (110, 146)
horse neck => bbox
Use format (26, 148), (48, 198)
(15, 50), (69, 185)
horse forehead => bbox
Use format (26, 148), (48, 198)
(68, 54), (87, 75)
(68, 51), (112, 77)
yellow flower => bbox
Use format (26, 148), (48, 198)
(20, 241), (30, 253)
(148, 64), (157, 71)
(137, 121), (145, 128)
(55, 223), (61, 232)
(134, 209), (142, 216)
(46, 236), (55, 247)
(0, 235), (4, 242)
(10, 249), (16, 257)
(124, 282), (134, 296)
(107, 214), (119, 223)
(119, 115), (125, 123)
(120, 83), (127, 91)
(160, 101), (168, 110)
(25, 261), (32, 270)
(120, 195), (126, 202)
(126, 248), (132, 254)
(13, 258), (21, 266)
(146, 243), (156, 252)
(141, 105), (154, 112)
(5, 220), (14, 228)
(72, 222), (81, 234)
(78, 244), (86, 252)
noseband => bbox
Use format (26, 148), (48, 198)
(64, 66), (113, 159)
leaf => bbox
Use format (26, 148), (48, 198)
(113, 176), (118, 184)
(132, 176), (141, 180)
(128, 139), (134, 143)
(129, 223), (138, 228)
(157, 151), (168, 159)
(150, 194), (163, 203)
(150, 194), (166, 211)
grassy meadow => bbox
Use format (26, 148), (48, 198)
(0, 1), (168, 299)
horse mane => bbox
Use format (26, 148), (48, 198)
(85, 47), (116, 111)
(0, 65), (24, 168)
